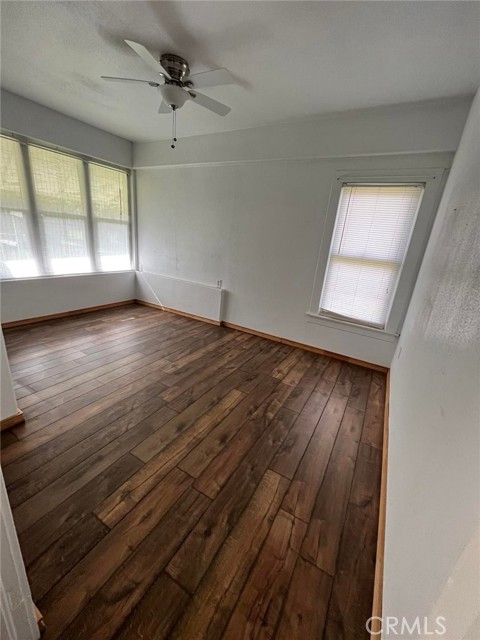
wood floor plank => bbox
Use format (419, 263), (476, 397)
(38, 467), (196, 640)
(282, 391), (348, 522)
(95, 389), (245, 528)
(361, 371), (386, 449)
(275, 557), (332, 640)
(300, 405), (363, 575)
(13, 357), (167, 439)
(349, 443), (382, 520)
(27, 512), (109, 602)
(194, 384), (295, 499)
(334, 362), (354, 396)
(223, 508), (307, 640)
(114, 572), (190, 640)
(166, 408), (297, 593)
(1, 429), (18, 450)
(160, 344), (248, 405)
(325, 504), (377, 640)
(61, 488), (210, 640)
(170, 470), (289, 640)
(178, 374), (279, 478)
(166, 344), (259, 413)
(281, 350), (316, 387)
(271, 348), (304, 381)
(3, 382), (167, 486)
(1, 365), (171, 465)
(18, 379), (101, 419)
(7, 393), (167, 507)
(18, 453), (143, 566)
(12, 404), (176, 532)
(283, 355), (330, 413)
(132, 370), (249, 463)
(347, 364), (372, 411)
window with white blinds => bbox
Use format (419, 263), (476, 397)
(29, 146), (92, 275)
(0, 137), (38, 278)
(319, 183), (424, 328)
(90, 164), (130, 272)
(0, 135), (131, 279)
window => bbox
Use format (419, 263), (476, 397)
(90, 164), (130, 272)
(319, 183), (424, 328)
(0, 137), (38, 278)
(0, 135), (131, 279)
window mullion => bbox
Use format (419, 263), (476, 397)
(19, 143), (49, 275)
(82, 161), (99, 272)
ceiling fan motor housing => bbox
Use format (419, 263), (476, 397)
(160, 53), (190, 83)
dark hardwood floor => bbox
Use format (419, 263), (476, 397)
(1, 304), (385, 639)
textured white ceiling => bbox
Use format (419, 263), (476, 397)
(1, 1), (479, 142)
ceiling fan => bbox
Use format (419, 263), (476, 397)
(101, 40), (234, 147)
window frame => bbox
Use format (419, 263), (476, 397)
(308, 169), (446, 338)
(0, 131), (134, 280)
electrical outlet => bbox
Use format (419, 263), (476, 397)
(217, 280), (222, 288)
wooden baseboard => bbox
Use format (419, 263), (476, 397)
(221, 321), (388, 373)
(135, 299), (221, 326)
(34, 604), (46, 636)
(1, 301), (136, 329)
(1, 409), (24, 432)
(370, 369), (390, 637)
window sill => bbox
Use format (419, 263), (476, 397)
(306, 312), (399, 342)
(0, 270), (135, 283)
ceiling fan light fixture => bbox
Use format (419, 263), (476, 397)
(159, 84), (188, 109)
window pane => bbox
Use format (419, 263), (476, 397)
(30, 147), (86, 216)
(90, 164), (130, 271)
(0, 137), (38, 278)
(331, 185), (423, 262)
(90, 164), (129, 221)
(96, 221), (130, 271)
(42, 215), (91, 275)
(29, 146), (91, 275)
(321, 257), (399, 326)
(320, 183), (424, 328)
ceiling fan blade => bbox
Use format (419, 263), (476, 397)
(101, 76), (160, 87)
(188, 68), (235, 89)
(188, 91), (231, 116)
(158, 100), (171, 114)
(124, 39), (170, 78)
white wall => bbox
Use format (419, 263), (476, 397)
(0, 468), (39, 640)
(1, 331), (19, 420)
(383, 90), (480, 638)
(1, 272), (136, 324)
(1, 89), (132, 167)
(135, 95), (473, 367)
(134, 97), (470, 367)
(135, 96), (470, 168)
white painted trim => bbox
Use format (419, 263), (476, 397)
(0, 469), (39, 640)
(0, 270), (135, 284)
(306, 312), (398, 342)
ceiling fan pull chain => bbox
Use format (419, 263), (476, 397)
(170, 106), (178, 149)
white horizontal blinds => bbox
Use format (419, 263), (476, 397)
(320, 183), (424, 328)
(89, 164), (130, 271)
(0, 137), (38, 278)
(29, 146), (92, 275)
